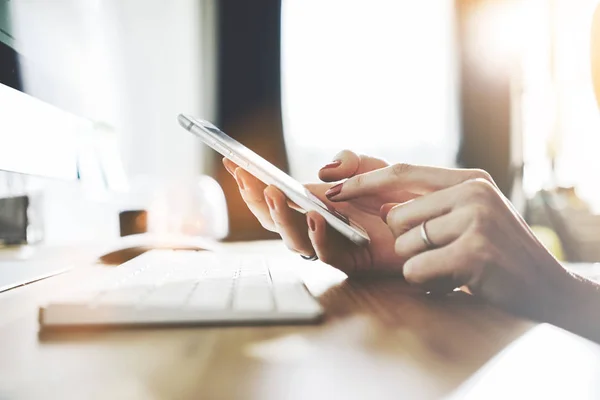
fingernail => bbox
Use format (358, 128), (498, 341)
(380, 209), (388, 222)
(265, 194), (275, 210)
(222, 159), (235, 175)
(307, 215), (316, 232)
(320, 160), (341, 171)
(234, 170), (245, 190)
(325, 183), (343, 199)
(380, 203), (397, 222)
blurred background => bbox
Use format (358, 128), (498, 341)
(1, 0), (600, 262)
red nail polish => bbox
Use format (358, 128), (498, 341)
(380, 209), (388, 222)
(265, 195), (275, 210)
(307, 216), (316, 231)
(380, 203), (398, 222)
(325, 183), (343, 198)
(320, 160), (341, 170)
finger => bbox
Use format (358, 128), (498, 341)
(385, 185), (459, 238)
(325, 163), (494, 202)
(306, 211), (355, 271)
(264, 186), (315, 256)
(222, 158), (239, 176)
(318, 150), (388, 182)
(402, 237), (473, 293)
(234, 168), (275, 231)
(393, 207), (472, 260)
(380, 203), (399, 221)
(387, 178), (503, 239)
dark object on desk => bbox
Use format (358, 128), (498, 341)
(0, 195), (28, 245)
(0, 35), (23, 91)
(98, 234), (210, 265)
(99, 246), (153, 265)
(98, 244), (206, 265)
(119, 209), (148, 237)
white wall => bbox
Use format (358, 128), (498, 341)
(104, 0), (214, 183)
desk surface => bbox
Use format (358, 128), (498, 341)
(1, 241), (600, 400)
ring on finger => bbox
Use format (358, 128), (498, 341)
(420, 220), (436, 249)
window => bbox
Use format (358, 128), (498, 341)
(521, 0), (600, 210)
(281, 0), (459, 182)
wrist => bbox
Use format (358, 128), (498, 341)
(549, 271), (600, 343)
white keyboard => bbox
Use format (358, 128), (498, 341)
(39, 250), (323, 328)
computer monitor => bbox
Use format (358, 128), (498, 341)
(0, 0), (103, 181)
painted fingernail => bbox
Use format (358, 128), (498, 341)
(234, 170), (245, 190)
(380, 204), (394, 221)
(222, 158), (235, 175)
(265, 194), (275, 210)
(320, 160), (341, 171)
(307, 215), (316, 232)
(325, 183), (343, 199)
(380, 208), (389, 221)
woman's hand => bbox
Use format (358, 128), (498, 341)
(223, 151), (412, 275)
(327, 163), (586, 326)
(225, 150), (600, 341)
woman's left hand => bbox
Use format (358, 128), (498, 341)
(326, 163), (581, 323)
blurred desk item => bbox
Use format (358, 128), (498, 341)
(530, 225), (565, 261)
(119, 210), (148, 237)
(555, 209), (600, 262)
(124, 175), (229, 241)
(0, 195), (29, 245)
(96, 233), (222, 265)
(528, 189), (600, 263)
(1, 241), (600, 399)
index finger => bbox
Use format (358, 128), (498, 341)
(326, 163), (493, 202)
(318, 150), (389, 183)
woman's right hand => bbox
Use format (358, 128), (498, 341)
(226, 151), (600, 343)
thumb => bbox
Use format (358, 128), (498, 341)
(318, 150), (388, 183)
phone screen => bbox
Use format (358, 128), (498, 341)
(178, 114), (370, 246)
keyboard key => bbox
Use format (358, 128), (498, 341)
(187, 278), (233, 310)
(269, 267), (299, 285)
(233, 277), (274, 312)
(164, 266), (205, 283)
(95, 286), (151, 306)
(142, 281), (197, 308)
(273, 283), (321, 314)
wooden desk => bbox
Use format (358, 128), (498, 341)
(1, 241), (600, 399)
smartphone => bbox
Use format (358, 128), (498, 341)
(178, 114), (370, 246)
